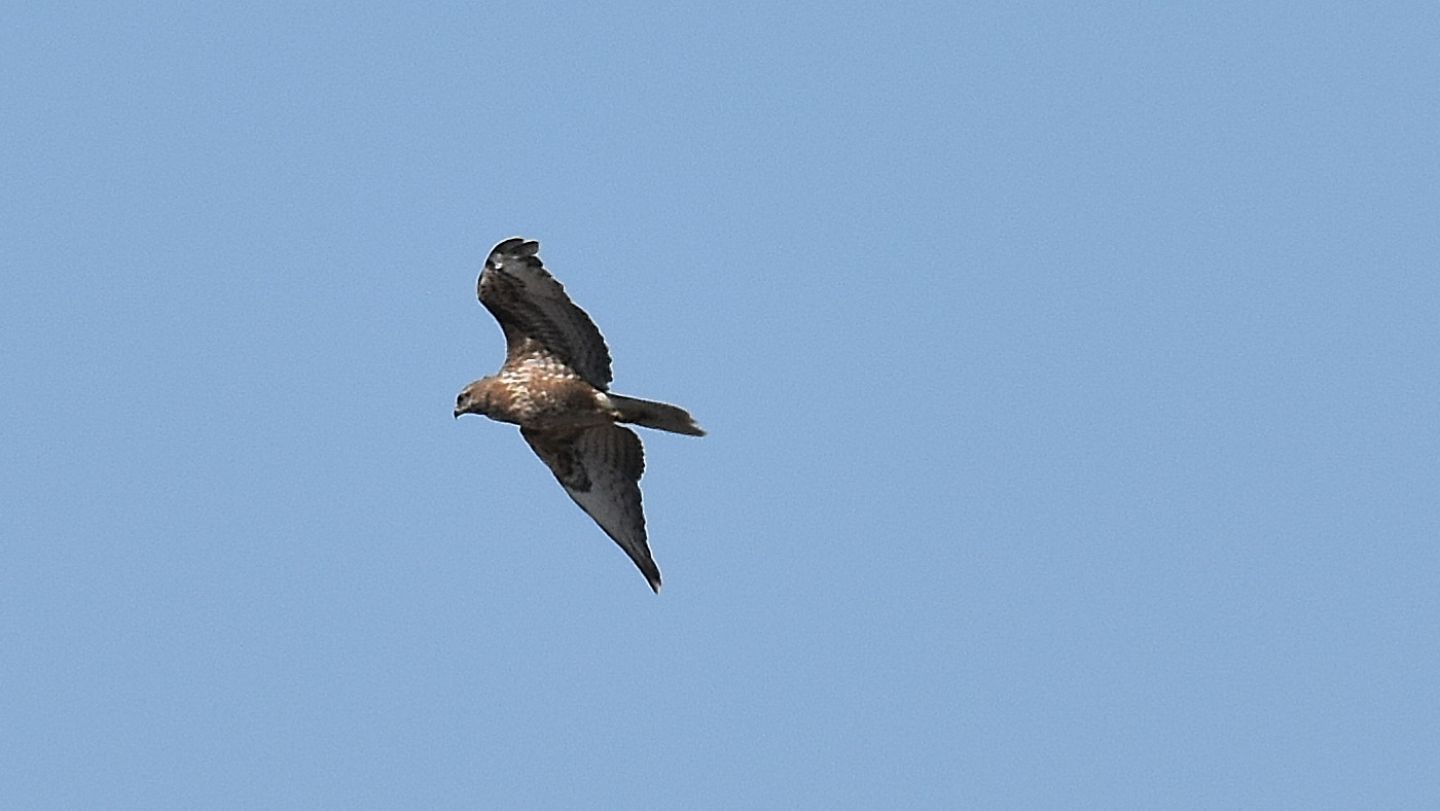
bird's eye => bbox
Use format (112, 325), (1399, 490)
(456, 394), (465, 406)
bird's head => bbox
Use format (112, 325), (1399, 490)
(454, 378), (492, 419)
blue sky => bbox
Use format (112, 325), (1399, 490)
(3, 2), (1437, 807)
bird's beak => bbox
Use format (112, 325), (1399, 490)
(453, 409), (461, 419)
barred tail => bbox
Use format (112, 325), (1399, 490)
(608, 394), (706, 436)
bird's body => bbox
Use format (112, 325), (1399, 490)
(454, 238), (703, 592)
(467, 365), (615, 431)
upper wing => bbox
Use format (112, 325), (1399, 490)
(478, 238), (614, 390)
(521, 424), (659, 592)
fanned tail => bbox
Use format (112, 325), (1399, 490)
(607, 394), (706, 437)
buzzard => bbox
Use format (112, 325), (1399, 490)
(454, 237), (704, 592)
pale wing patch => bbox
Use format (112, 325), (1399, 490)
(520, 424), (659, 591)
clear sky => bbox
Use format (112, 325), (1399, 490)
(3, 2), (1437, 808)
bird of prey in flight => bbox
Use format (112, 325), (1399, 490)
(454, 237), (704, 592)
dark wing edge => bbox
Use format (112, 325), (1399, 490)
(478, 238), (614, 390)
(520, 425), (660, 592)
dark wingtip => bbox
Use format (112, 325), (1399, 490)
(489, 237), (539, 261)
(643, 565), (663, 593)
(484, 238), (543, 281)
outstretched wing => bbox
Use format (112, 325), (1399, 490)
(520, 424), (659, 592)
(478, 238), (614, 390)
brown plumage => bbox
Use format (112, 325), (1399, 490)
(454, 237), (704, 592)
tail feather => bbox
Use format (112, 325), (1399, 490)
(608, 394), (705, 436)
